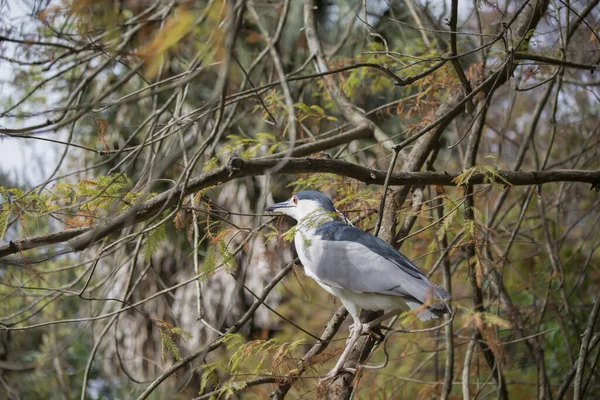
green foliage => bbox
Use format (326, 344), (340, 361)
(219, 380), (248, 398)
(4, 1), (600, 399)
(197, 337), (303, 398)
(203, 132), (279, 172)
(464, 309), (512, 329)
(198, 363), (219, 395)
(252, 89), (284, 121)
(295, 102), (338, 124)
(201, 239), (220, 280)
(437, 204), (458, 242)
(287, 173), (343, 192)
(281, 225), (297, 243)
(158, 323), (193, 363)
(142, 222), (167, 261)
(0, 173), (138, 239)
(517, 29), (536, 52)
(0, 203), (10, 240)
(268, 209), (339, 245)
(263, 223), (282, 244)
(159, 328), (182, 362)
(171, 326), (193, 340)
(480, 164), (511, 186)
(191, 0), (229, 65)
(453, 156), (511, 187)
(340, 42), (396, 99)
(216, 332), (244, 347)
(218, 238), (237, 274)
(137, 5), (196, 78)
(76, 173), (133, 203)
(229, 338), (277, 373)
(251, 93), (339, 143)
(334, 186), (379, 208)
(452, 166), (478, 187)
(200, 236), (237, 280)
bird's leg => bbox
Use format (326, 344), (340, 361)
(322, 313), (363, 381)
(349, 311), (394, 343)
(347, 321), (371, 345)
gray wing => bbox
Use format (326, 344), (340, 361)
(312, 222), (449, 306)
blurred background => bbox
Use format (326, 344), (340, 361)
(1, 0), (600, 398)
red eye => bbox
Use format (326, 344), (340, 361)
(292, 196), (298, 204)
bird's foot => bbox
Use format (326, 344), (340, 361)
(349, 322), (371, 335)
(347, 322), (369, 345)
(348, 322), (382, 343)
(368, 326), (385, 342)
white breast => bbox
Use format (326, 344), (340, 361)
(294, 229), (335, 295)
(294, 227), (410, 313)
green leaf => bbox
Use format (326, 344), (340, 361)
(437, 207), (457, 242)
(171, 327), (193, 341)
(294, 103), (310, 113)
(0, 207), (10, 241)
(287, 173), (342, 192)
(452, 166), (477, 186)
(143, 223), (167, 261)
(159, 328), (182, 362)
(309, 104), (325, 115)
(198, 363), (218, 394)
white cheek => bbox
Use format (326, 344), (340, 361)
(298, 200), (320, 217)
(297, 202), (310, 216)
(280, 207), (298, 220)
(287, 208), (297, 219)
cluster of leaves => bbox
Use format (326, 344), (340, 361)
(452, 156), (511, 187)
(295, 102), (338, 131)
(464, 310), (513, 363)
(143, 221), (167, 261)
(328, 40), (454, 129)
(0, 173), (138, 240)
(201, 234), (237, 278)
(338, 42), (406, 100)
(204, 132), (280, 172)
(156, 320), (193, 363)
(287, 173), (343, 192)
(198, 333), (303, 398)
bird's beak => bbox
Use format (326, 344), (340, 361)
(265, 199), (293, 212)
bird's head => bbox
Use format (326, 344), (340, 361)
(265, 190), (336, 222)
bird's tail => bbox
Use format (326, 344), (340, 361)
(407, 285), (451, 321)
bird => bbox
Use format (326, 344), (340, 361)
(266, 190), (451, 379)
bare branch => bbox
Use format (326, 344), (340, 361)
(574, 293), (600, 399)
(2, 158), (599, 258)
(514, 53), (599, 72)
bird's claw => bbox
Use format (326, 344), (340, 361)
(348, 322), (382, 342)
(346, 322), (369, 345)
(349, 322), (371, 336)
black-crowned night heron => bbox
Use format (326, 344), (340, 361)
(266, 190), (451, 378)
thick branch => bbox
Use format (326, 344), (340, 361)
(262, 125), (373, 159)
(463, 96), (508, 399)
(449, 0), (474, 111)
(1, 158), (599, 258)
(0, 227), (91, 258)
(574, 292), (600, 399)
(514, 53), (599, 72)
